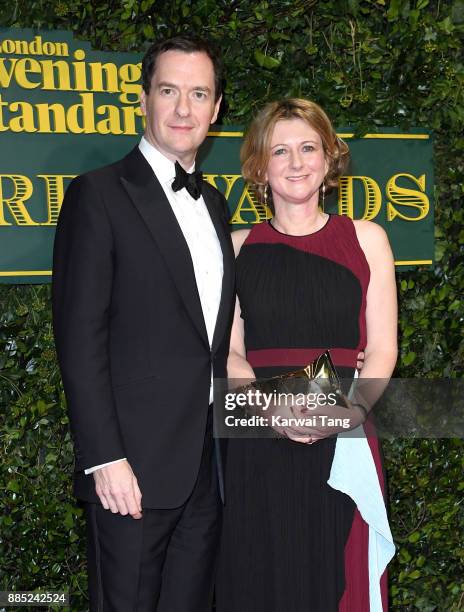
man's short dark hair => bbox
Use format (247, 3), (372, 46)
(141, 35), (223, 102)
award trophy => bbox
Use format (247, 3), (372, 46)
(241, 350), (348, 410)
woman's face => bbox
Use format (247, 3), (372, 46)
(266, 118), (328, 209)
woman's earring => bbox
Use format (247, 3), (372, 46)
(263, 183), (269, 207)
(320, 182), (326, 212)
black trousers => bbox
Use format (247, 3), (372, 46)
(84, 408), (221, 612)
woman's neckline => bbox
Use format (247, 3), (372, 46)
(267, 213), (332, 238)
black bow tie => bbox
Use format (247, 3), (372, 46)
(171, 161), (203, 200)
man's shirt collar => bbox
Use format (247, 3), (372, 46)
(139, 136), (195, 185)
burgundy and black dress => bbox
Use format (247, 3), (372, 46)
(216, 214), (387, 611)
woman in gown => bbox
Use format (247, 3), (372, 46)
(216, 98), (397, 611)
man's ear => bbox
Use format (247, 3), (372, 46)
(211, 94), (223, 125)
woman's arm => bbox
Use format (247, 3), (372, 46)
(291, 220), (398, 438)
(353, 220), (398, 409)
(227, 229), (255, 380)
(227, 229), (308, 440)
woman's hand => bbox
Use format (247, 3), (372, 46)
(278, 396), (366, 444)
(266, 394), (302, 438)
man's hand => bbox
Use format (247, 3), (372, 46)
(93, 460), (142, 519)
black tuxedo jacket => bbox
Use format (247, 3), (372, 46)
(52, 146), (235, 509)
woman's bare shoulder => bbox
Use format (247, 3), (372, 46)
(352, 219), (388, 240)
(352, 219), (393, 265)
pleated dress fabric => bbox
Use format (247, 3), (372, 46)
(216, 214), (387, 611)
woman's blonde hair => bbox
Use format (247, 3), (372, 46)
(241, 98), (350, 206)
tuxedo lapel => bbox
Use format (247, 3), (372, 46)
(120, 147), (209, 349)
(202, 187), (235, 355)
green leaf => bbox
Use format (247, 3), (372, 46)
(402, 351), (417, 365)
(438, 16), (454, 33)
(254, 49), (281, 69)
(408, 531), (421, 542)
(347, 0), (359, 15)
(36, 400), (48, 415)
(6, 480), (20, 493)
(452, 0), (464, 23)
(63, 512), (74, 530)
(387, 0), (402, 20)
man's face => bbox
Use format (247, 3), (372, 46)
(140, 50), (221, 168)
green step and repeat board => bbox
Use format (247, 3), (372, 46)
(0, 29), (434, 284)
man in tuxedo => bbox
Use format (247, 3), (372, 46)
(52, 35), (235, 611)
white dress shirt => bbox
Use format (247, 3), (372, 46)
(85, 137), (224, 475)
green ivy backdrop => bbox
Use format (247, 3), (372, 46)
(1, 1), (463, 610)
